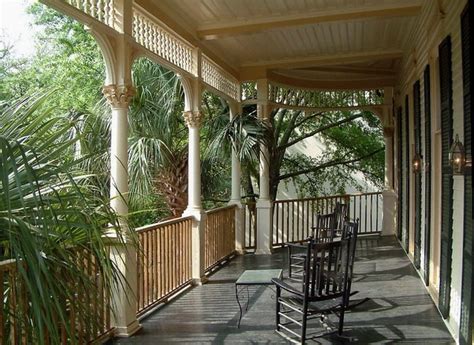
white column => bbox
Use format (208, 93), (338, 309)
(102, 84), (141, 337)
(182, 110), (207, 284)
(228, 103), (244, 254)
(384, 127), (395, 190)
(231, 149), (242, 201)
(382, 126), (397, 236)
(255, 79), (272, 254)
(184, 111), (202, 212)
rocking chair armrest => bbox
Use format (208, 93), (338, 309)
(272, 278), (304, 297)
(285, 241), (309, 249)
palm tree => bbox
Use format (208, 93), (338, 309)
(0, 93), (128, 343)
(205, 103), (269, 201)
(128, 58), (189, 219)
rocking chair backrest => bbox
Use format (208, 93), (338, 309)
(334, 202), (349, 234)
(305, 234), (355, 303)
(341, 219), (359, 282)
(312, 213), (337, 243)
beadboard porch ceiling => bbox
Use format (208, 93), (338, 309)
(136, 0), (424, 88)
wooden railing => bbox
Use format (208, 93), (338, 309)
(204, 205), (236, 270)
(136, 216), (193, 316)
(271, 192), (383, 246)
(347, 192), (382, 235)
(0, 254), (112, 344)
(243, 200), (257, 250)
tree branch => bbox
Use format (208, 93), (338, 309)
(293, 111), (324, 128)
(278, 147), (384, 181)
(279, 113), (363, 150)
(347, 163), (383, 183)
(274, 108), (286, 142)
(278, 110), (302, 148)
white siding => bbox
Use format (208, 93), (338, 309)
(395, 0), (468, 341)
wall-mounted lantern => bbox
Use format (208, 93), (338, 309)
(412, 152), (422, 174)
(449, 134), (465, 175)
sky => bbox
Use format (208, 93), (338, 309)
(0, 0), (38, 57)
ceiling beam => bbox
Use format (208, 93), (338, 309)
(266, 71), (396, 90)
(295, 65), (397, 76)
(197, 2), (422, 40)
(240, 50), (404, 70)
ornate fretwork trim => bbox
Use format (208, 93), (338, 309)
(183, 111), (203, 128)
(102, 84), (136, 109)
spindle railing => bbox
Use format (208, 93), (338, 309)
(0, 254), (113, 344)
(136, 216), (193, 316)
(204, 205), (237, 270)
(271, 192), (382, 246)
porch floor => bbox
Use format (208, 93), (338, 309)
(114, 236), (454, 344)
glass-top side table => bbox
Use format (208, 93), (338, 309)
(235, 269), (283, 328)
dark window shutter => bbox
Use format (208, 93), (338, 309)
(413, 80), (422, 269)
(423, 65), (432, 286)
(460, 2), (473, 344)
(438, 35), (454, 319)
(397, 107), (403, 241)
(404, 95), (410, 251)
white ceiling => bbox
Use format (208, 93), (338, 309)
(140, 0), (424, 87)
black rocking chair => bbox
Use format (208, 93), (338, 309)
(287, 212), (337, 281)
(273, 221), (359, 344)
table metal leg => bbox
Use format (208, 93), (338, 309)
(245, 286), (250, 311)
(235, 284), (243, 328)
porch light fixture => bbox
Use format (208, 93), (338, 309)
(412, 153), (422, 174)
(449, 134), (465, 175)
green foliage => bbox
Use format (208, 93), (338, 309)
(0, 93), (129, 343)
(0, 2), (385, 222)
(253, 105), (385, 200)
(1, 4), (104, 113)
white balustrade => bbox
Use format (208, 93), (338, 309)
(202, 56), (240, 101)
(132, 9), (195, 75)
(65, 0), (115, 27)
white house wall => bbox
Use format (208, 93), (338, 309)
(275, 134), (379, 201)
(396, 0), (468, 341)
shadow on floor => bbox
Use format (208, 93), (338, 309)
(113, 236), (454, 344)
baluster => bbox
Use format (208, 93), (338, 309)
(137, 16), (143, 45)
(164, 33), (169, 60)
(156, 29), (162, 56)
(167, 35), (172, 62)
(142, 21), (148, 49)
(358, 195), (362, 232)
(370, 194), (374, 232)
(162, 33), (168, 60)
(146, 21), (151, 49)
(88, 0), (93, 17)
(109, 0), (115, 26)
(365, 194), (368, 233)
(376, 193), (380, 231)
(143, 18), (148, 48)
(147, 23), (152, 50)
(143, 22), (148, 49)
(173, 41), (178, 65)
(97, 0), (103, 22)
(104, 0), (110, 25)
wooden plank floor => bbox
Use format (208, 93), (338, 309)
(113, 236), (454, 344)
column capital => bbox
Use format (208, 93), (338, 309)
(102, 84), (135, 109)
(183, 110), (203, 128)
